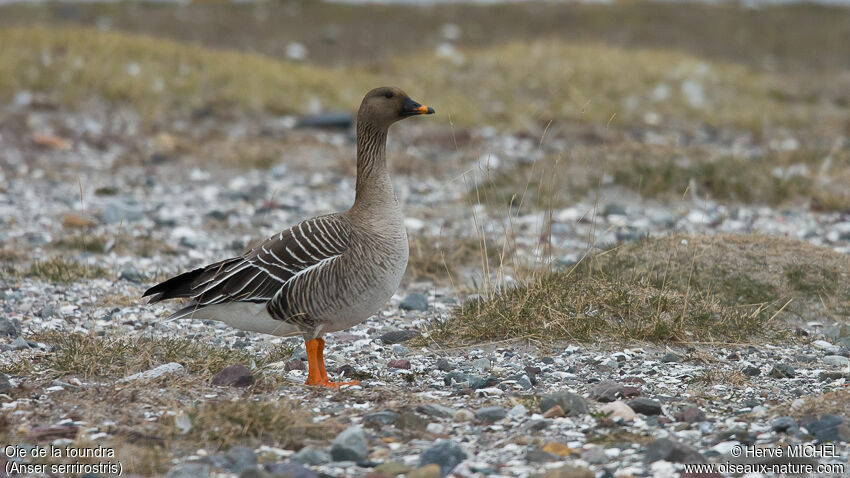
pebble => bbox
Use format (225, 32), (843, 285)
(417, 403), (457, 419)
(435, 358), (452, 371)
(675, 406), (707, 423)
(166, 463), (210, 478)
(374, 462), (413, 475)
(542, 465), (594, 478)
(813, 340), (840, 353)
(0, 374), (11, 394)
(419, 440), (466, 476)
(644, 438), (706, 464)
(453, 409), (474, 422)
(472, 357), (491, 371)
(539, 391), (589, 417)
(408, 464), (442, 478)
(807, 414), (850, 442)
(580, 446), (607, 465)
(222, 446), (258, 473)
(211, 364), (255, 387)
(117, 362), (185, 383)
(103, 197), (145, 224)
(291, 447), (330, 466)
(769, 363), (796, 378)
(330, 426), (368, 462)
(599, 401), (636, 422)
(589, 379), (623, 402)
(0, 318), (21, 338)
(823, 355), (850, 367)
(380, 330), (419, 344)
(475, 406), (507, 422)
(628, 397), (663, 415)
(363, 410), (399, 426)
(772, 416), (798, 432)
(263, 462), (318, 478)
(507, 404), (528, 419)
(661, 352), (681, 363)
(399, 292), (428, 311)
(387, 359), (411, 369)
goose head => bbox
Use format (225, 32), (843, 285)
(358, 86), (434, 130)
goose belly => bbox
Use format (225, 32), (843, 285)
(320, 242), (408, 332)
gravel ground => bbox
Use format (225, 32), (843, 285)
(1, 103), (849, 477)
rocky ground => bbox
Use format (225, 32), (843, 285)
(1, 93), (849, 478)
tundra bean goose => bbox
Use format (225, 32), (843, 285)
(144, 86), (434, 388)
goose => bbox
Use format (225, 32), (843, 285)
(143, 86), (434, 388)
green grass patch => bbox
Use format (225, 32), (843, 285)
(31, 331), (293, 380)
(25, 256), (109, 283)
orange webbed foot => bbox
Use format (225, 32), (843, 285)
(304, 337), (360, 388)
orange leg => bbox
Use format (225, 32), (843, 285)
(304, 337), (360, 388)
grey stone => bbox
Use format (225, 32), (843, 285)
(400, 292), (428, 311)
(0, 318), (21, 338)
(290, 447), (330, 466)
(475, 406), (507, 422)
(166, 464), (210, 478)
(769, 363), (796, 378)
(419, 440), (466, 476)
(264, 461), (319, 478)
(224, 446), (258, 473)
(742, 365), (761, 376)
(525, 447), (559, 463)
(0, 373), (12, 394)
(628, 397), (662, 416)
(661, 352), (681, 363)
(240, 468), (271, 478)
(823, 355), (850, 367)
(118, 267), (146, 283)
(397, 411), (429, 431)
(330, 426), (368, 462)
(472, 358), (491, 371)
(9, 336), (30, 350)
(807, 414), (850, 442)
(211, 364), (255, 387)
(589, 380), (623, 402)
(380, 330), (419, 344)
(392, 344), (410, 355)
(363, 410), (399, 426)
(539, 391), (590, 417)
(676, 406), (707, 423)
(772, 416), (797, 432)
(644, 438), (705, 464)
(581, 447), (608, 465)
(417, 403), (458, 419)
(435, 358), (452, 371)
(443, 372), (469, 386)
(469, 376), (500, 389)
(103, 198), (145, 224)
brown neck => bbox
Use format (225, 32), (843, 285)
(353, 120), (393, 210)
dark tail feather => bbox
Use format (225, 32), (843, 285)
(143, 267), (207, 303)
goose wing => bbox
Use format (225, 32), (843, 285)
(143, 214), (351, 314)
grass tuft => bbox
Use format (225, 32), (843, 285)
(25, 257), (109, 283)
(31, 331), (293, 381)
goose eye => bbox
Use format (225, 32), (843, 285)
(384, 92), (394, 99)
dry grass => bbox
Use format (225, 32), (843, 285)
(475, 144), (850, 212)
(186, 399), (328, 450)
(423, 233), (847, 347)
(406, 235), (502, 284)
(772, 390), (850, 420)
(50, 232), (175, 257)
(1, 27), (847, 134)
(25, 256), (110, 283)
(425, 268), (778, 348)
(588, 233), (850, 322)
(29, 331), (293, 381)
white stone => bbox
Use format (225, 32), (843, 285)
(117, 362), (185, 383)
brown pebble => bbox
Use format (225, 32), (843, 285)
(388, 359), (411, 369)
(542, 405), (565, 418)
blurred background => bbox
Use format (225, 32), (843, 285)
(2, 2), (850, 475)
